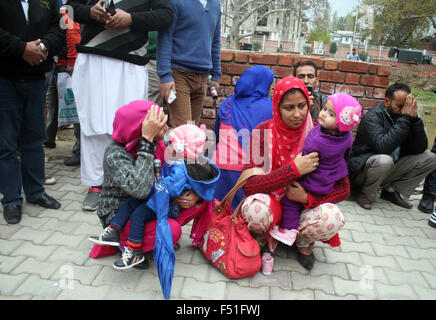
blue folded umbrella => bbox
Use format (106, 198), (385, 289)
(149, 179), (175, 299)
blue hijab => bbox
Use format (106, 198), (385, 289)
(217, 65), (274, 150)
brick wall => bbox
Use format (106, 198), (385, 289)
(199, 50), (392, 129)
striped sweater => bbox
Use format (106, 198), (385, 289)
(97, 138), (157, 228)
(67, 0), (173, 65)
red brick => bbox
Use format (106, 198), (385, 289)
(249, 53), (278, 65)
(339, 60), (369, 73)
(221, 50), (234, 62)
(365, 87), (374, 98)
(358, 98), (383, 109)
(203, 96), (214, 107)
(368, 64), (377, 74)
(219, 75), (232, 86)
(346, 73), (361, 84)
(293, 56), (323, 68)
(278, 55), (294, 66)
(377, 65), (392, 76)
(335, 84), (365, 97)
(234, 52), (249, 63)
(373, 88), (386, 99)
(320, 82), (335, 94)
(224, 86), (235, 97)
(360, 75), (390, 88)
(226, 63), (251, 75)
(318, 70), (346, 83)
(324, 60), (338, 70)
(271, 66), (294, 78)
(221, 63), (226, 74)
(202, 108), (216, 119)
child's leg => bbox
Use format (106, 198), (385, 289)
(110, 198), (143, 231)
(280, 198), (302, 230)
(127, 202), (156, 246)
(113, 202), (154, 271)
(269, 198), (300, 247)
(88, 198), (143, 246)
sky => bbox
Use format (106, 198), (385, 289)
(330, 0), (359, 17)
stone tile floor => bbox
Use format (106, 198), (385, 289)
(0, 159), (435, 300)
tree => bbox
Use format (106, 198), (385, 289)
(222, 0), (328, 50)
(310, 0), (331, 31)
(308, 30), (331, 45)
(362, 0), (436, 48)
(329, 41), (337, 54)
(223, 0), (291, 50)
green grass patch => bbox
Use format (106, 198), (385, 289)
(411, 89), (436, 106)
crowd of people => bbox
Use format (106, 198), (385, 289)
(1, 0), (436, 278)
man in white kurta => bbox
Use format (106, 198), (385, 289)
(68, 0), (173, 210)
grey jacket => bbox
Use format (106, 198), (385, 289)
(97, 138), (156, 228)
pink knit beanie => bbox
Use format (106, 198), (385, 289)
(328, 93), (362, 132)
(168, 124), (207, 159)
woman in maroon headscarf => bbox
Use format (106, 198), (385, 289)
(241, 77), (349, 274)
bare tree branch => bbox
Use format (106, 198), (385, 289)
(241, 0), (274, 22)
(255, 8), (289, 26)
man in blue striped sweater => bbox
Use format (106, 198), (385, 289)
(157, 0), (221, 128)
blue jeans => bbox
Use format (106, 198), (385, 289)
(0, 78), (47, 208)
(423, 137), (436, 197)
(110, 197), (181, 244)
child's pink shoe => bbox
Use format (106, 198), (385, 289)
(261, 252), (274, 276)
(269, 225), (299, 247)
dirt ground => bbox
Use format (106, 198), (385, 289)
(44, 127), (76, 161)
(390, 65), (436, 93)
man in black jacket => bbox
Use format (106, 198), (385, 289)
(67, 0), (173, 212)
(349, 83), (436, 210)
(0, 0), (65, 224)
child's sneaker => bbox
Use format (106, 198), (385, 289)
(429, 210), (436, 228)
(269, 225), (299, 247)
(88, 225), (120, 246)
(113, 247), (145, 270)
(261, 252), (274, 276)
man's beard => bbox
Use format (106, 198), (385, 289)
(387, 103), (402, 120)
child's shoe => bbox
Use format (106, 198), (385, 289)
(429, 209), (436, 228)
(261, 252), (274, 276)
(88, 225), (120, 246)
(269, 225), (299, 247)
(113, 247), (145, 270)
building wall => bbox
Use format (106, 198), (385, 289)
(199, 50), (392, 129)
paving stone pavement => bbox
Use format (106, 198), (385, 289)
(1, 159), (435, 300)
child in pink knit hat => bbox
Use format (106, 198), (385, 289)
(167, 124), (207, 161)
(270, 93), (361, 257)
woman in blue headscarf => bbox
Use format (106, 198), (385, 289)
(212, 65), (274, 209)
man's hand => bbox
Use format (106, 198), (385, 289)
(308, 94), (314, 107)
(22, 39), (47, 66)
(209, 80), (220, 91)
(105, 9), (132, 29)
(285, 181), (308, 204)
(160, 81), (176, 104)
(141, 104), (168, 142)
(66, 65), (74, 76)
(174, 190), (201, 209)
(402, 94), (418, 118)
(90, 0), (110, 23)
